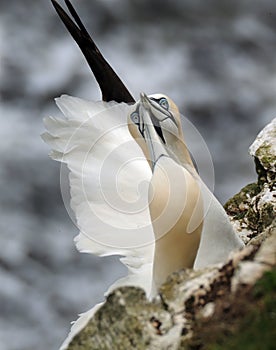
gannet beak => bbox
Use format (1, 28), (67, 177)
(139, 93), (169, 169)
(140, 92), (150, 109)
(51, 0), (134, 103)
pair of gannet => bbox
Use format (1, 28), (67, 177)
(43, 1), (244, 348)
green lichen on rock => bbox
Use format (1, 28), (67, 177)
(159, 268), (204, 313)
(250, 118), (276, 184)
(225, 118), (275, 243)
(67, 287), (174, 350)
(224, 182), (260, 221)
(224, 181), (275, 240)
(195, 269), (276, 350)
(258, 201), (275, 231)
(255, 143), (275, 171)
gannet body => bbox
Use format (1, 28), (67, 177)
(127, 93), (243, 290)
(128, 93), (204, 291)
(44, 1), (244, 348)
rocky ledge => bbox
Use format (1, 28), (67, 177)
(67, 119), (276, 350)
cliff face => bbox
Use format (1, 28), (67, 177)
(224, 118), (275, 245)
(67, 119), (276, 350)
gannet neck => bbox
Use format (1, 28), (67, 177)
(149, 156), (203, 290)
(135, 93), (204, 290)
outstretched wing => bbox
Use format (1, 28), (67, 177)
(42, 96), (154, 346)
(43, 94), (154, 270)
(51, 0), (134, 103)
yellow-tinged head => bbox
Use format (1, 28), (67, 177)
(128, 93), (195, 172)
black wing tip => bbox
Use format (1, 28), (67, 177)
(51, 0), (60, 10)
(51, 0), (72, 9)
(50, 0), (135, 104)
(50, 0), (95, 47)
(64, 0), (90, 35)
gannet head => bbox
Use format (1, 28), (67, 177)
(128, 93), (195, 171)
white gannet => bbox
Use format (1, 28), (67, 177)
(44, 1), (244, 348)
(128, 93), (204, 292)
(128, 93), (244, 274)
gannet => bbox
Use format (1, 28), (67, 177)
(43, 1), (244, 348)
(128, 93), (204, 292)
(127, 92), (244, 275)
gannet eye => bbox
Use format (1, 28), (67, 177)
(131, 112), (140, 124)
(159, 98), (169, 111)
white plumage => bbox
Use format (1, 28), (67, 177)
(43, 95), (155, 349)
(43, 94), (244, 349)
(46, 3), (243, 348)
(43, 95), (155, 289)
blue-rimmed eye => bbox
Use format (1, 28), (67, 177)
(159, 98), (169, 110)
(131, 112), (140, 124)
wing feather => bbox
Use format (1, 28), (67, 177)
(43, 95), (154, 349)
(194, 181), (244, 269)
(42, 94), (154, 284)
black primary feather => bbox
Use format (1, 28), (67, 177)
(51, 0), (135, 103)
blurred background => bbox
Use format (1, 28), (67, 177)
(1, 0), (276, 349)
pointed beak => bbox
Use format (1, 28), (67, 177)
(139, 93), (169, 169)
(140, 93), (171, 119)
(140, 92), (152, 110)
(140, 93), (178, 127)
